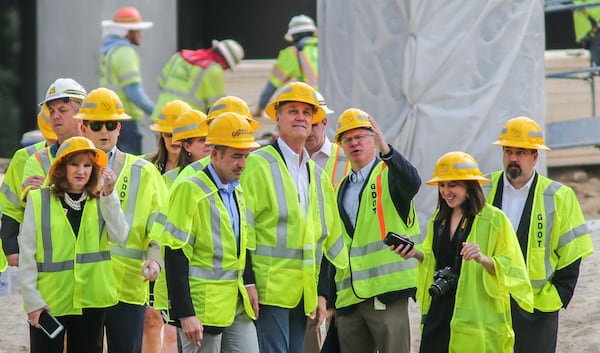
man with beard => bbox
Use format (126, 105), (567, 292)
(483, 116), (594, 353)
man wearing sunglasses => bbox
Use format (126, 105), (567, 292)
(77, 87), (168, 353)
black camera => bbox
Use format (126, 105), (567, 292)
(428, 266), (457, 298)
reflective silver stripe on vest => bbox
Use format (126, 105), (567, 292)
(558, 224), (589, 248)
(252, 150), (303, 260)
(163, 220), (196, 245)
(38, 149), (52, 174)
(159, 62), (218, 111)
(531, 181), (560, 289)
(189, 266), (238, 281)
(37, 189), (107, 272)
(298, 50), (317, 86)
(111, 160), (147, 260)
(154, 211), (167, 227)
(314, 167), (327, 263)
(0, 183), (20, 209)
(119, 70), (140, 82)
(188, 176), (225, 270)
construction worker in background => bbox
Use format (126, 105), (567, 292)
(397, 151), (533, 353)
(19, 136), (128, 353)
(240, 82), (348, 353)
(573, 1), (600, 65)
(0, 106), (57, 267)
(16, 78), (87, 266)
(100, 6), (155, 155)
(328, 109), (421, 353)
(152, 39), (245, 117)
(76, 88), (168, 353)
(252, 15), (318, 118)
(484, 116), (595, 353)
(156, 112), (260, 353)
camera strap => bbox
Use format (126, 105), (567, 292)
(452, 216), (474, 271)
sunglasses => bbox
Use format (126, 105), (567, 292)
(85, 121), (119, 132)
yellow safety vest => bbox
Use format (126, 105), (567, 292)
(572, 1), (600, 43)
(483, 171), (594, 311)
(100, 45), (145, 120)
(334, 162), (421, 308)
(158, 171), (254, 326)
(324, 143), (350, 186)
(241, 146), (348, 315)
(0, 141), (46, 222)
(152, 54), (225, 118)
(110, 152), (167, 305)
(416, 204), (533, 353)
(29, 188), (117, 316)
(269, 37), (319, 89)
(21, 146), (56, 203)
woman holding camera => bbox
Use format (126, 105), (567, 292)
(19, 137), (129, 353)
(393, 151), (533, 353)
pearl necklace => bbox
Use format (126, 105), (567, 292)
(64, 191), (88, 211)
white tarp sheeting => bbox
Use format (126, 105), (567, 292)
(318, 0), (546, 229)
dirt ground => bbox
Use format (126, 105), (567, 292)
(1, 61), (600, 352)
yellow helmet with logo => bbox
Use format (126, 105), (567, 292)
(265, 82), (326, 123)
(426, 151), (489, 185)
(37, 105), (58, 141)
(73, 87), (131, 121)
(492, 116), (550, 150)
(48, 136), (108, 178)
(334, 108), (372, 144)
(150, 100), (192, 133)
(172, 110), (208, 143)
(207, 96), (259, 131)
(206, 112), (260, 149)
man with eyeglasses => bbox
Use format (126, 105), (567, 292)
(239, 82), (348, 353)
(328, 108), (421, 353)
(77, 87), (168, 353)
(483, 116), (594, 353)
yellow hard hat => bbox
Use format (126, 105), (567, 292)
(426, 151), (489, 185)
(150, 100), (192, 133)
(264, 82), (326, 123)
(48, 136), (108, 178)
(172, 110), (209, 143)
(492, 116), (550, 150)
(37, 105), (58, 141)
(334, 108), (372, 144)
(207, 96), (260, 131)
(73, 88), (131, 121)
(206, 112), (260, 149)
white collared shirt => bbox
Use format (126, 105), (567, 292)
(310, 137), (333, 169)
(501, 172), (535, 230)
(277, 138), (310, 215)
(342, 158), (377, 228)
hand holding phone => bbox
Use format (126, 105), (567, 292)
(37, 310), (64, 339)
(383, 232), (414, 252)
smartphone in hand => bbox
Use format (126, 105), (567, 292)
(383, 232), (414, 252)
(38, 310), (64, 339)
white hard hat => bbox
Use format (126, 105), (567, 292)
(314, 90), (334, 115)
(285, 15), (317, 42)
(212, 39), (244, 70)
(40, 78), (87, 106)
(101, 6), (153, 31)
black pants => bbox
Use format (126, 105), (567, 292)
(105, 301), (146, 353)
(511, 299), (559, 353)
(30, 308), (106, 353)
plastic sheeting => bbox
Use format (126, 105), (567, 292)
(318, 0), (546, 229)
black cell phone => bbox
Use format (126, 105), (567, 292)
(38, 310), (64, 339)
(383, 232), (414, 251)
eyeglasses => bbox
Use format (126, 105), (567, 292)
(161, 132), (173, 139)
(85, 121), (118, 132)
(341, 133), (373, 146)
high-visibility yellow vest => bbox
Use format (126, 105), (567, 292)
(21, 146), (56, 203)
(416, 204), (533, 353)
(483, 171), (594, 311)
(100, 45), (145, 120)
(240, 146), (348, 316)
(334, 161), (421, 308)
(152, 54), (225, 118)
(572, 1), (600, 43)
(269, 37), (319, 89)
(158, 171), (255, 326)
(0, 141), (46, 222)
(28, 188), (118, 316)
(110, 152), (167, 305)
(324, 143), (350, 186)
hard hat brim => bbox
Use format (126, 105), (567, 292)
(48, 147), (108, 180)
(491, 140), (551, 151)
(102, 20), (154, 30)
(265, 101), (326, 124)
(426, 175), (490, 185)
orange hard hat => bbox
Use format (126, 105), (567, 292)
(102, 7), (153, 30)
